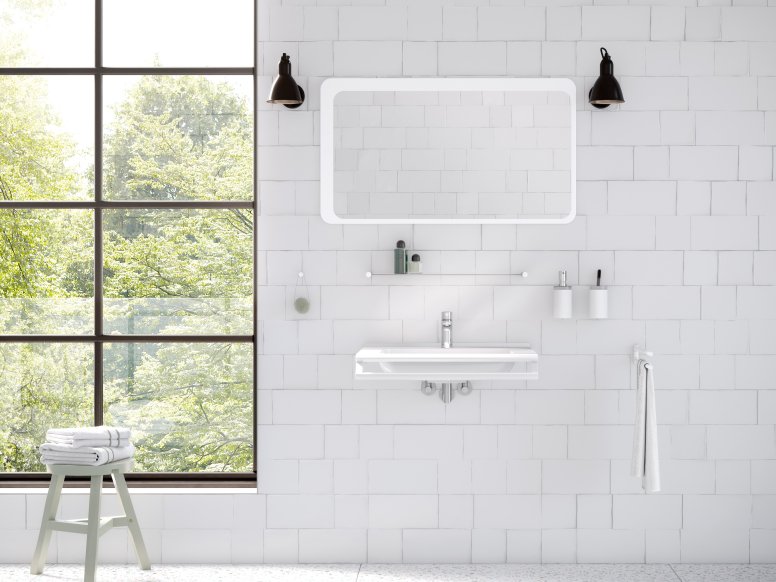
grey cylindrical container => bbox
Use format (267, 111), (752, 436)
(394, 240), (407, 274)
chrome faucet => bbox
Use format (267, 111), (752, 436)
(441, 311), (453, 348)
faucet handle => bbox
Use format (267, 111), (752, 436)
(441, 310), (452, 321)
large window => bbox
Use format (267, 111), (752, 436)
(0, 0), (256, 483)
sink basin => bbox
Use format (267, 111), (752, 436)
(354, 344), (538, 382)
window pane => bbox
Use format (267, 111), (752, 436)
(0, 0), (93, 67)
(104, 342), (252, 473)
(103, 0), (253, 67)
(0, 343), (94, 473)
(103, 76), (253, 201)
(104, 209), (253, 335)
(0, 210), (94, 334)
(0, 76), (94, 200)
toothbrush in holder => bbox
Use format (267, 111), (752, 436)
(589, 269), (608, 319)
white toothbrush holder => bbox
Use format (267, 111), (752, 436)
(588, 287), (608, 319)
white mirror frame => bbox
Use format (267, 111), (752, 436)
(320, 77), (576, 225)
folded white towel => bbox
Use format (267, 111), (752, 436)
(39, 443), (135, 466)
(631, 360), (660, 493)
(46, 426), (131, 448)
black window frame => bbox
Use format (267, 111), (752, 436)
(0, 0), (258, 487)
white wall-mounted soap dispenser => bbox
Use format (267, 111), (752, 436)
(553, 270), (572, 319)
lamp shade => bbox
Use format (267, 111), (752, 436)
(267, 53), (305, 109)
(589, 47), (624, 109)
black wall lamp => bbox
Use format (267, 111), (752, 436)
(267, 53), (305, 109)
(589, 47), (624, 109)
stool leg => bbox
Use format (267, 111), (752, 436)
(31, 473), (64, 575)
(111, 469), (150, 570)
(83, 475), (102, 582)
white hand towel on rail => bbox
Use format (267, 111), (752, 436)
(39, 443), (135, 466)
(631, 360), (660, 493)
(45, 426), (131, 448)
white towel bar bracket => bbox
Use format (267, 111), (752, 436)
(632, 344), (654, 364)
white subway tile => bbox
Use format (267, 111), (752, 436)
(660, 112), (695, 146)
(633, 286), (700, 319)
(368, 460), (437, 494)
(569, 426), (633, 460)
(722, 7), (776, 40)
(690, 391), (757, 424)
(369, 496), (437, 529)
(615, 251), (683, 284)
(439, 495), (473, 530)
(634, 147), (670, 181)
(670, 147), (739, 181)
(474, 495), (541, 529)
(325, 425), (359, 460)
(692, 216), (758, 250)
(507, 530), (541, 563)
(273, 390), (340, 425)
(267, 495), (334, 529)
(651, 7), (686, 41)
(691, 77), (758, 110)
(408, 5), (441, 41)
(532, 426), (568, 460)
(263, 529), (298, 564)
(339, 7), (406, 41)
(543, 529), (577, 564)
(300, 460), (334, 494)
(582, 6), (650, 40)
(588, 216), (654, 250)
(680, 528), (750, 563)
(516, 391), (585, 425)
(395, 426), (463, 460)
(716, 460), (751, 495)
(751, 530), (776, 563)
(303, 7), (338, 41)
(333, 42), (402, 76)
(577, 495), (612, 529)
(696, 111), (766, 145)
(542, 460), (610, 494)
(438, 42), (506, 76)
(621, 77), (688, 111)
(403, 42), (437, 76)
(472, 528), (506, 564)
(548, 7), (581, 41)
(577, 529), (645, 563)
(259, 426), (324, 460)
(299, 529), (366, 563)
(708, 425), (776, 459)
(577, 147), (633, 180)
(613, 495), (682, 529)
(592, 113), (660, 146)
(686, 7), (721, 41)
(740, 146), (773, 181)
(685, 251), (718, 285)
(402, 529), (471, 563)
(367, 529), (402, 563)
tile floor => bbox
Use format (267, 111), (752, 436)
(1, 564), (776, 582)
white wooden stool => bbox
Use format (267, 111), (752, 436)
(31, 459), (150, 582)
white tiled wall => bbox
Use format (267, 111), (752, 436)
(5, 0), (775, 567)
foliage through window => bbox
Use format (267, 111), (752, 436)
(0, 0), (256, 479)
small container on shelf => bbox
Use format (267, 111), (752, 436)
(408, 253), (422, 273)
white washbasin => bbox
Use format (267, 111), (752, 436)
(354, 344), (538, 382)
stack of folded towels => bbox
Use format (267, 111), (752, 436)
(40, 426), (134, 467)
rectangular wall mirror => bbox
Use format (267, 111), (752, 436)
(320, 78), (576, 225)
